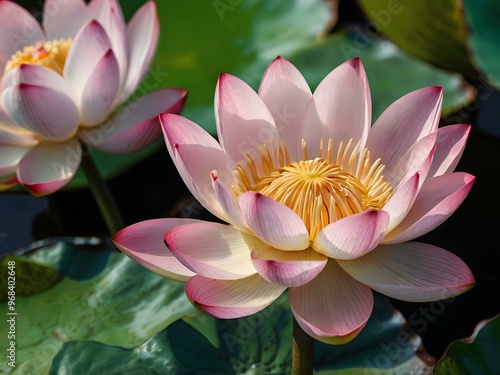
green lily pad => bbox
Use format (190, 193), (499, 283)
(49, 294), (434, 374)
(288, 31), (475, 119)
(0, 256), (62, 301)
(462, 0), (500, 89)
(433, 314), (500, 375)
(356, 0), (478, 80)
(0, 242), (201, 375)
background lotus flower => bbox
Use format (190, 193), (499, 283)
(114, 56), (475, 344)
(0, 0), (186, 196)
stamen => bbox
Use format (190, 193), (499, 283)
(232, 138), (393, 242)
(4, 39), (72, 75)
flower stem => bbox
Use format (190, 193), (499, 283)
(292, 316), (315, 375)
(79, 146), (125, 236)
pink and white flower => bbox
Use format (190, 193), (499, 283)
(0, 0), (186, 196)
(114, 57), (475, 344)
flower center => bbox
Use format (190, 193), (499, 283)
(233, 139), (393, 240)
(4, 39), (72, 76)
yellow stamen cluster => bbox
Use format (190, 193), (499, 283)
(233, 138), (393, 241)
(4, 39), (72, 75)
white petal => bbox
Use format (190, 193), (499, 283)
(43, 0), (91, 39)
(165, 221), (258, 280)
(17, 139), (81, 196)
(338, 242), (475, 302)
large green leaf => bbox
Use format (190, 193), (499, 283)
(288, 32), (475, 120)
(49, 294), (434, 374)
(0, 243), (200, 375)
(356, 0), (478, 80)
(433, 314), (500, 375)
(462, 0), (500, 88)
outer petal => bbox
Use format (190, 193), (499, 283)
(122, 0), (159, 100)
(186, 273), (286, 319)
(2, 81), (79, 142)
(338, 242), (475, 302)
(215, 73), (280, 165)
(64, 20), (112, 102)
(258, 56), (312, 161)
(0, 146), (30, 175)
(113, 218), (200, 282)
(80, 49), (120, 126)
(382, 172), (420, 232)
(313, 209), (390, 259)
(427, 124), (470, 179)
(165, 222), (258, 280)
(17, 139), (81, 196)
(289, 260), (374, 344)
(43, 0), (91, 39)
(211, 171), (247, 229)
(88, 88), (187, 154)
(238, 191), (309, 251)
(251, 244), (327, 287)
(0, 1), (44, 72)
(161, 113), (234, 222)
(382, 172), (475, 244)
(367, 87), (443, 170)
(300, 58), (371, 159)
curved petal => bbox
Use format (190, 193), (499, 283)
(161, 113), (233, 222)
(215, 73), (280, 165)
(382, 172), (420, 232)
(427, 124), (471, 179)
(258, 56), (311, 161)
(384, 132), (436, 190)
(0, 1), (44, 72)
(186, 273), (286, 319)
(165, 221), (258, 280)
(211, 171), (247, 229)
(313, 209), (390, 259)
(64, 20), (112, 101)
(383, 172), (475, 244)
(302, 58), (371, 159)
(43, 0), (91, 39)
(17, 139), (81, 196)
(289, 260), (374, 344)
(87, 0), (128, 85)
(238, 191), (309, 251)
(2, 82), (79, 142)
(80, 49), (120, 126)
(112, 218), (201, 282)
(367, 87), (443, 170)
(122, 0), (159, 100)
(251, 244), (327, 287)
(89, 88), (187, 154)
(0, 146), (30, 175)
(338, 242), (475, 302)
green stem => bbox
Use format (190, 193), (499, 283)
(79, 146), (125, 236)
(292, 316), (315, 375)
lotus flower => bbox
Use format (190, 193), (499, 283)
(0, 0), (186, 196)
(114, 57), (475, 344)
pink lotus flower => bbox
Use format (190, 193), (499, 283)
(114, 57), (475, 344)
(0, 0), (186, 196)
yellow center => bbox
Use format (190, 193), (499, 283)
(4, 39), (72, 75)
(233, 139), (393, 241)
